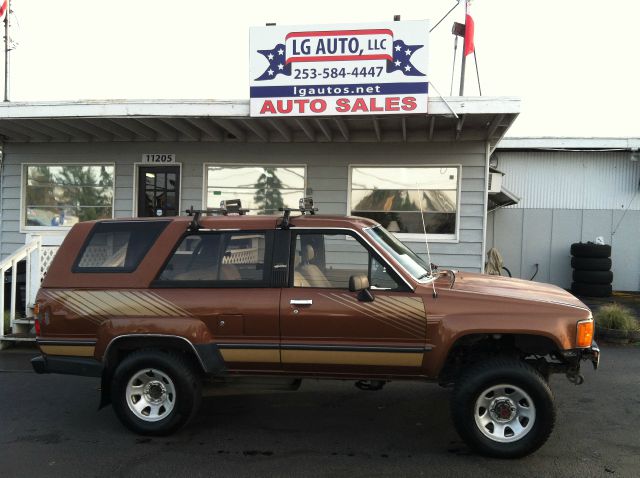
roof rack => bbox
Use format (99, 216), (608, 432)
(185, 199), (250, 231)
(278, 197), (318, 229)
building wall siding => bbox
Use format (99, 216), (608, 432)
(497, 151), (640, 210)
(1, 141), (488, 272)
(488, 209), (640, 291)
(488, 151), (640, 291)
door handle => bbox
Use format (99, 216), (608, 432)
(290, 299), (313, 306)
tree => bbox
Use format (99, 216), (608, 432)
(253, 168), (284, 214)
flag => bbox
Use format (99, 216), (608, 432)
(255, 39), (425, 81)
(463, 1), (475, 57)
(0, 0), (7, 21)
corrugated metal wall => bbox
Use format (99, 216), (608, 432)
(497, 151), (640, 210)
(488, 150), (640, 291)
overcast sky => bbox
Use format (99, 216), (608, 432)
(4, 0), (639, 137)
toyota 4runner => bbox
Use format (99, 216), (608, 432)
(31, 199), (599, 458)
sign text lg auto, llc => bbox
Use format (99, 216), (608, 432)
(249, 21), (429, 117)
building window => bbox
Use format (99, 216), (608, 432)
(205, 166), (305, 214)
(350, 166), (459, 240)
(24, 164), (115, 229)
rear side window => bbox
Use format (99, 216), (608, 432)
(73, 221), (168, 272)
(156, 232), (270, 286)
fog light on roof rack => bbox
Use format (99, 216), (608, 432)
(299, 197), (318, 215)
(220, 199), (248, 215)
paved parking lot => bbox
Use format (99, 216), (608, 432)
(1, 344), (639, 477)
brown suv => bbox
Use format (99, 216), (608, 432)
(30, 201), (599, 458)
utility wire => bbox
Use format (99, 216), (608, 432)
(612, 186), (639, 236)
(430, 0), (461, 32)
(474, 50), (482, 95)
(450, 35), (458, 95)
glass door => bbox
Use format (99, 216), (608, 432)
(137, 166), (180, 217)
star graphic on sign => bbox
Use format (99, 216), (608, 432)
(386, 39), (425, 77)
(255, 44), (292, 80)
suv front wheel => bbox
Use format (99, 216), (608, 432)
(451, 357), (555, 458)
(110, 349), (202, 435)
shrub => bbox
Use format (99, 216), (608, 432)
(595, 303), (637, 331)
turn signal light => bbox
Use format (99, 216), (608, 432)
(576, 319), (594, 347)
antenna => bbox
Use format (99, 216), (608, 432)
(417, 186), (438, 298)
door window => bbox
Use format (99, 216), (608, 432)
(138, 166), (180, 217)
(291, 232), (404, 290)
(156, 232), (269, 286)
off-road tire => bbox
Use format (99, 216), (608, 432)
(110, 349), (202, 435)
(572, 270), (613, 284)
(571, 282), (612, 297)
(451, 357), (555, 458)
(570, 243), (611, 258)
(571, 257), (612, 271)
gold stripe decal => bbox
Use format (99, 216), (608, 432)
(220, 349), (280, 363)
(44, 290), (193, 321)
(40, 345), (95, 357)
(318, 293), (426, 339)
(281, 350), (422, 367)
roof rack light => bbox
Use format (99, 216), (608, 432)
(299, 197), (318, 215)
(185, 199), (249, 231)
(278, 197), (318, 229)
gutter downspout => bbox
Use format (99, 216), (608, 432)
(480, 140), (490, 273)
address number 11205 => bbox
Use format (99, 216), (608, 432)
(142, 154), (176, 163)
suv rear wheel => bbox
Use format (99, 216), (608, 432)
(110, 349), (202, 435)
(451, 357), (555, 458)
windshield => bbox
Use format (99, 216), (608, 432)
(365, 226), (432, 281)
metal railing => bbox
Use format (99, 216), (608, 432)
(0, 237), (41, 340)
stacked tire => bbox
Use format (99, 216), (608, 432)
(570, 243), (612, 297)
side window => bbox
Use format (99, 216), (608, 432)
(292, 232), (403, 290)
(74, 221), (168, 272)
(158, 232), (268, 285)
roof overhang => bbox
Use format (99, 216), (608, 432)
(498, 137), (640, 151)
(0, 97), (519, 150)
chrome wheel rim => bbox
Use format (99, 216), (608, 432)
(474, 384), (536, 443)
(126, 368), (176, 422)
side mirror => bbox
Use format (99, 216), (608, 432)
(349, 274), (374, 302)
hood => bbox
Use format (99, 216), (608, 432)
(446, 271), (589, 311)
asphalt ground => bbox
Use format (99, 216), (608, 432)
(1, 344), (639, 478)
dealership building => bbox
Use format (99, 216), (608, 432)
(0, 96), (518, 271)
(0, 20), (638, 343)
(0, 99), (638, 344)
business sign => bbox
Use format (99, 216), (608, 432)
(249, 21), (429, 117)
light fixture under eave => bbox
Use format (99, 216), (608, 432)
(630, 148), (639, 162)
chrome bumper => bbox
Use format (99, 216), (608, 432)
(582, 340), (600, 370)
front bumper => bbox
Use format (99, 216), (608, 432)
(561, 340), (600, 370)
(582, 341), (600, 370)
